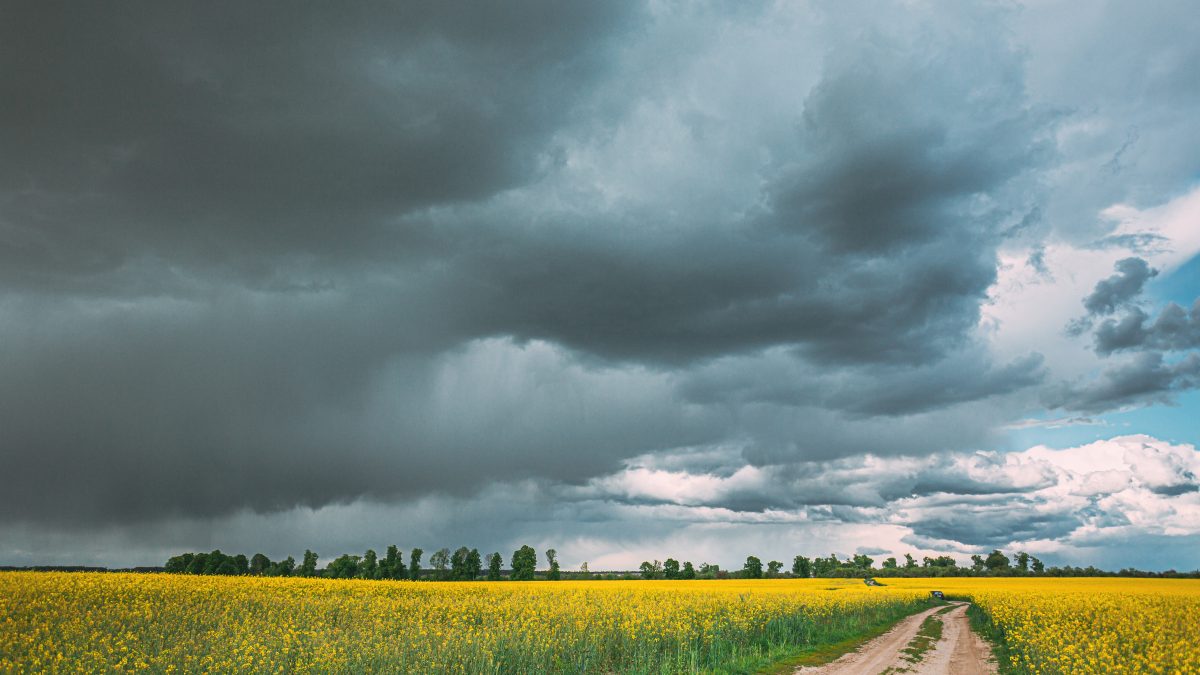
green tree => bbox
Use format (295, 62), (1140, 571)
(767, 560), (783, 577)
(545, 549), (560, 581)
(300, 550), (319, 577)
(1016, 551), (1030, 572)
(467, 549), (483, 580)
(487, 552), (503, 580)
(985, 549), (1011, 572)
(233, 554), (250, 575)
(1031, 556), (1045, 574)
(662, 558), (680, 579)
(207, 551), (229, 574)
(165, 553), (194, 574)
(185, 553), (209, 575)
(923, 555), (956, 569)
(681, 561), (696, 580)
(639, 560), (661, 579)
(430, 548), (451, 580)
(269, 556), (295, 577)
(852, 554), (874, 571)
(971, 554), (986, 573)
(410, 548), (423, 580)
(325, 554), (360, 579)
(792, 555), (812, 577)
(743, 555), (763, 579)
(383, 545), (407, 580)
(903, 553), (918, 570)
(201, 550), (224, 575)
(360, 549), (378, 579)
(511, 545), (537, 581)
(451, 547), (471, 580)
(881, 557), (898, 570)
(249, 553), (271, 576)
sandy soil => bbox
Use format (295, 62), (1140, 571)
(910, 602), (997, 675)
(794, 602), (997, 675)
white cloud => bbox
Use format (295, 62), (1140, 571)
(984, 184), (1200, 380)
(4, 435), (1195, 571)
(568, 434), (1200, 568)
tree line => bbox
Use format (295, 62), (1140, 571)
(164, 544), (558, 581)
(164, 546), (1199, 580)
(620, 549), (1195, 579)
(726, 550), (1196, 579)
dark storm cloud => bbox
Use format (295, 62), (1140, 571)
(1151, 483), (1199, 497)
(1082, 258), (1157, 316)
(0, 0), (647, 524)
(677, 349), (1044, 418)
(1043, 352), (1200, 414)
(1052, 257), (1200, 412)
(775, 50), (1047, 256)
(900, 500), (1082, 548)
(0, 0), (638, 285)
(1066, 257), (1156, 336)
(0, 322), (722, 524)
(737, 405), (1001, 466)
(1094, 299), (1200, 355)
(830, 354), (1046, 417)
(0, 0), (1057, 531)
(453, 216), (1044, 369)
(1094, 307), (1156, 354)
(349, 0), (1056, 371)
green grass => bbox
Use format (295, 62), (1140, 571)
(709, 602), (937, 674)
(966, 603), (1022, 675)
(877, 606), (953, 675)
(900, 611), (945, 660)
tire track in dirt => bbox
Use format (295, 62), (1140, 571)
(909, 602), (997, 674)
(794, 601), (997, 674)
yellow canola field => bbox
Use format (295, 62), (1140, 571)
(0, 573), (926, 673)
(883, 577), (1200, 675)
(5, 573), (1196, 673)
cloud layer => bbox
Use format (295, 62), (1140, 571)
(3, 1), (1200, 568)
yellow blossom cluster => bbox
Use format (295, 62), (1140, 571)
(0, 573), (924, 673)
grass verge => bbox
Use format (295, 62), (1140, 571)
(876, 608), (949, 674)
(712, 602), (940, 675)
(966, 603), (1021, 674)
(901, 609), (946, 660)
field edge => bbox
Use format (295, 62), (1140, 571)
(713, 602), (940, 675)
(965, 602), (1019, 675)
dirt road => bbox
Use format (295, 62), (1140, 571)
(795, 602), (997, 675)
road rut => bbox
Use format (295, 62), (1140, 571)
(795, 601), (997, 674)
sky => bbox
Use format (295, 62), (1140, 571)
(2, 0), (1198, 572)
